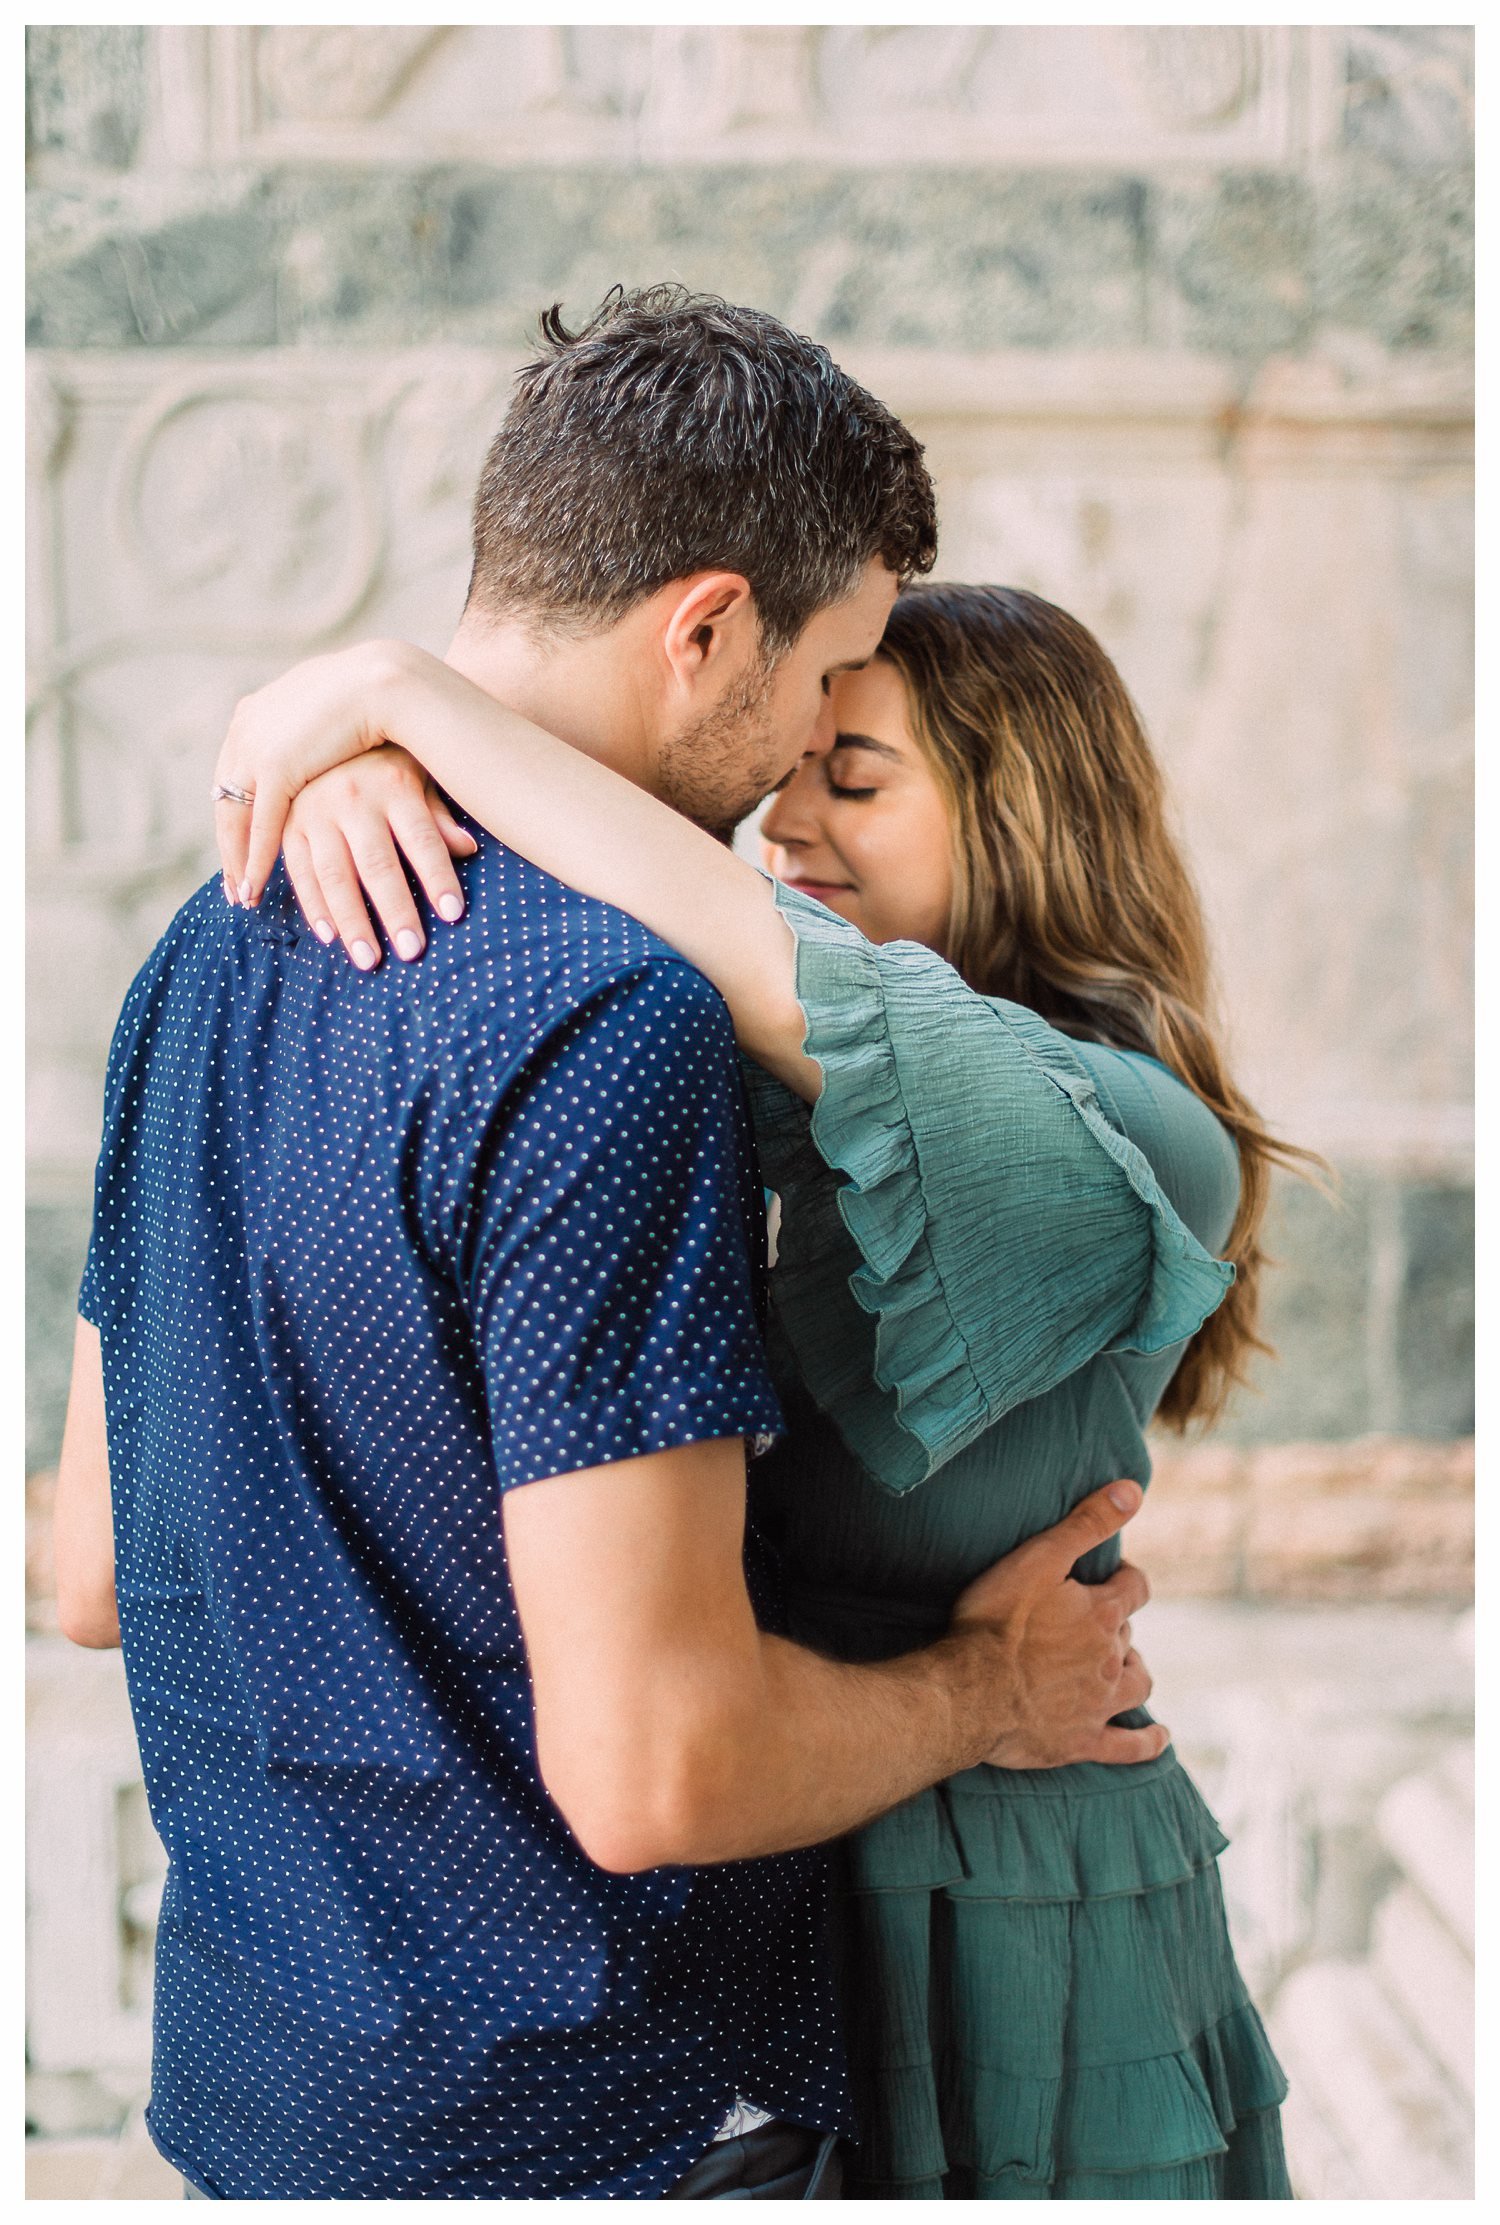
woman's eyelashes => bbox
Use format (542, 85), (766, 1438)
(827, 779), (877, 800)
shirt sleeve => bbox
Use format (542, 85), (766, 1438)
(740, 882), (1234, 1494)
(449, 958), (783, 1493)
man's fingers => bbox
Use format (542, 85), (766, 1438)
(306, 829), (383, 969)
(1036, 1480), (1143, 1573)
(1079, 1721), (1171, 1767)
(1094, 1560), (1151, 1624)
(1111, 1648), (1153, 1714)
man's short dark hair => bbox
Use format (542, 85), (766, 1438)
(468, 285), (937, 654)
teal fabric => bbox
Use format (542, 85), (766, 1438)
(744, 887), (1234, 1493)
(742, 884), (1290, 2200)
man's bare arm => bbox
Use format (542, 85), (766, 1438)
(503, 1438), (1161, 1872)
(54, 1318), (120, 1649)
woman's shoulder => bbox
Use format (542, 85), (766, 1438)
(746, 885), (1234, 1492)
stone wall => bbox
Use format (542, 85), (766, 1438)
(24, 25), (1474, 2180)
(26, 23), (1473, 1468)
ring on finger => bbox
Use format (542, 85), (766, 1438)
(212, 781), (255, 806)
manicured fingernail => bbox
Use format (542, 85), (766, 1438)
(313, 919), (335, 945)
(1107, 1482), (1141, 1511)
(437, 894), (463, 922)
(222, 875), (236, 905)
(237, 879), (252, 905)
(395, 929), (423, 961)
(351, 940), (377, 970)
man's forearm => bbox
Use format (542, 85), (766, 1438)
(607, 1623), (1010, 1870)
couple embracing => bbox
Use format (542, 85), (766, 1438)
(57, 288), (1295, 2200)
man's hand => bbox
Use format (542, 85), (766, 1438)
(950, 1480), (1166, 1769)
(503, 1447), (1164, 1875)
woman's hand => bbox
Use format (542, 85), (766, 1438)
(211, 638), (455, 909)
(282, 745), (476, 968)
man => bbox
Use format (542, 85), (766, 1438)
(54, 289), (1160, 2199)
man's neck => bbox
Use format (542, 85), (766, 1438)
(444, 612), (658, 795)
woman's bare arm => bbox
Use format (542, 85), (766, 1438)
(216, 642), (819, 1098)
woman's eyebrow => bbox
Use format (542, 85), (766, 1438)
(833, 730), (903, 761)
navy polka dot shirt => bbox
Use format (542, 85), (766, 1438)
(80, 839), (850, 2198)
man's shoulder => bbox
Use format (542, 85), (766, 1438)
(427, 838), (729, 1051)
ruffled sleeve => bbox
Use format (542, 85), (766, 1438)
(740, 881), (1234, 1493)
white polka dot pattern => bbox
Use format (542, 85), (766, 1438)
(80, 840), (848, 2197)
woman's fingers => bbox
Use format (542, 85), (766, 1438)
(242, 778), (296, 907)
(215, 793), (252, 904)
(345, 816), (431, 959)
(390, 790), (468, 924)
(283, 830), (337, 946)
(304, 826), (384, 970)
(427, 788), (479, 863)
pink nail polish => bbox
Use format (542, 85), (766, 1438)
(314, 920), (335, 945)
(437, 894), (463, 922)
(351, 940), (377, 970)
(395, 929), (423, 961)
(237, 880), (252, 905)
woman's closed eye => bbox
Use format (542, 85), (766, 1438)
(827, 731), (899, 801)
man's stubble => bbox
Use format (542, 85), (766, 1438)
(654, 656), (790, 847)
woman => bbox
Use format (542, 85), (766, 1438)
(215, 583), (1300, 2198)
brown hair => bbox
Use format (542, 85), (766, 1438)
(468, 286), (937, 653)
(878, 581), (1322, 1431)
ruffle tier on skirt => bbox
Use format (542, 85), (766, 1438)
(831, 1757), (1291, 2200)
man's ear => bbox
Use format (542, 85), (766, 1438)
(660, 572), (757, 693)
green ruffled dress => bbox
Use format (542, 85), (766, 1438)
(743, 884), (1291, 2201)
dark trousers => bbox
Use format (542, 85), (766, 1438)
(184, 2121), (842, 2200)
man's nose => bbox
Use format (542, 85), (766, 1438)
(806, 692), (838, 757)
(762, 765), (817, 848)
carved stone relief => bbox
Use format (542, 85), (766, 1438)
(255, 26), (448, 126)
(167, 23), (1311, 169)
(1119, 26), (1260, 129)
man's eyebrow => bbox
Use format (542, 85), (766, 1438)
(826, 655), (873, 675)
(832, 730), (902, 761)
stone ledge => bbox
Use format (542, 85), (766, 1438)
(1133, 1435), (1474, 1602)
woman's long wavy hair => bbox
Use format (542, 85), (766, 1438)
(878, 581), (1320, 1431)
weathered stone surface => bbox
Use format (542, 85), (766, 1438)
(27, 1203), (94, 1475)
(26, 161), (1475, 358)
(1396, 1185), (1474, 1435)
(1340, 28), (1476, 166)
(25, 28), (146, 174)
(1127, 1443), (1247, 1597)
(1153, 171), (1313, 356)
(1133, 1436), (1473, 1602)
(27, 1470), (59, 1636)
(1221, 1173), (1374, 1443)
